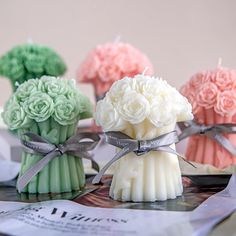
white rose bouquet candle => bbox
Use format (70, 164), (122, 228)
(2, 76), (94, 194)
(94, 74), (193, 202)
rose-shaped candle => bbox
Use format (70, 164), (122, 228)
(95, 74), (193, 202)
(180, 64), (236, 168)
(0, 43), (66, 91)
(2, 76), (93, 193)
(77, 42), (154, 101)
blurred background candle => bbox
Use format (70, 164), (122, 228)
(0, 43), (66, 92)
(77, 41), (154, 101)
(180, 61), (236, 168)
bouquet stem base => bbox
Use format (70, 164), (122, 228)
(109, 121), (183, 202)
(18, 119), (85, 194)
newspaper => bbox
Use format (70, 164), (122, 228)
(0, 200), (192, 236)
(0, 175), (236, 236)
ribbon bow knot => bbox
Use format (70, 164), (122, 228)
(137, 140), (149, 155)
(54, 144), (66, 155)
(178, 120), (236, 156)
(17, 132), (100, 192)
(92, 130), (195, 184)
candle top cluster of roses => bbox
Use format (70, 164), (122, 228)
(95, 74), (193, 131)
(0, 44), (66, 91)
(77, 42), (153, 96)
(2, 76), (93, 130)
(180, 67), (236, 117)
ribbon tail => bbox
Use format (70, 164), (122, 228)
(81, 152), (100, 173)
(178, 131), (190, 141)
(211, 133), (236, 156)
(16, 151), (58, 193)
(91, 160), (100, 173)
(157, 146), (196, 168)
(92, 146), (132, 184)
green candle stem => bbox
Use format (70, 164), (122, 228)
(49, 118), (61, 193)
(37, 119), (50, 193)
(24, 123), (40, 193)
(67, 123), (82, 190)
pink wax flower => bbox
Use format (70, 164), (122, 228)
(213, 69), (234, 91)
(196, 82), (218, 109)
(181, 66), (236, 117)
(77, 42), (154, 98)
(189, 72), (210, 90)
(215, 90), (236, 116)
(180, 64), (236, 169)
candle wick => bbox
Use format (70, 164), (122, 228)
(114, 35), (121, 43)
(142, 67), (149, 76)
(217, 57), (222, 68)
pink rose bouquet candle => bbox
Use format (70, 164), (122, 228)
(180, 64), (236, 169)
(77, 42), (154, 101)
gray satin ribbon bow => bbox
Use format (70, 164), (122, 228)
(178, 120), (236, 156)
(92, 130), (195, 184)
(17, 132), (100, 192)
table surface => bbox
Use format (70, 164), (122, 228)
(0, 128), (235, 235)
(0, 175), (235, 236)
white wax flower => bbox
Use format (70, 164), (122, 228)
(149, 99), (174, 127)
(96, 98), (126, 131)
(117, 91), (150, 124)
(95, 74), (193, 202)
(95, 75), (193, 129)
(107, 77), (134, 103)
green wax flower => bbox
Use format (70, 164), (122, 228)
(2, 98), (30, 130)
(41, 76), (69, 97)
(0, 58), (25, 82)
(45, 55), (66, 75)
(2, 76), (93, 129)
(24, 92), (54, 123)
(53, 96), (79, 125)
(0, 43), (66, 91)
(15, 79), (43, 103)
(64, 79), (93, 118)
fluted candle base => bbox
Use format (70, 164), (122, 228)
(109, 121), (183, 202)
(186, 108), (236, 169)
(18, 118), (85, 194)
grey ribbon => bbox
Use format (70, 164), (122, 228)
(178, 120), (236, 156)
(92, 130), (195, 184)
(17, 132), (100, 192)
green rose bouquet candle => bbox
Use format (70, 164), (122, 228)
(2, 76), (94, 194)
(0, 43), (66, 91)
